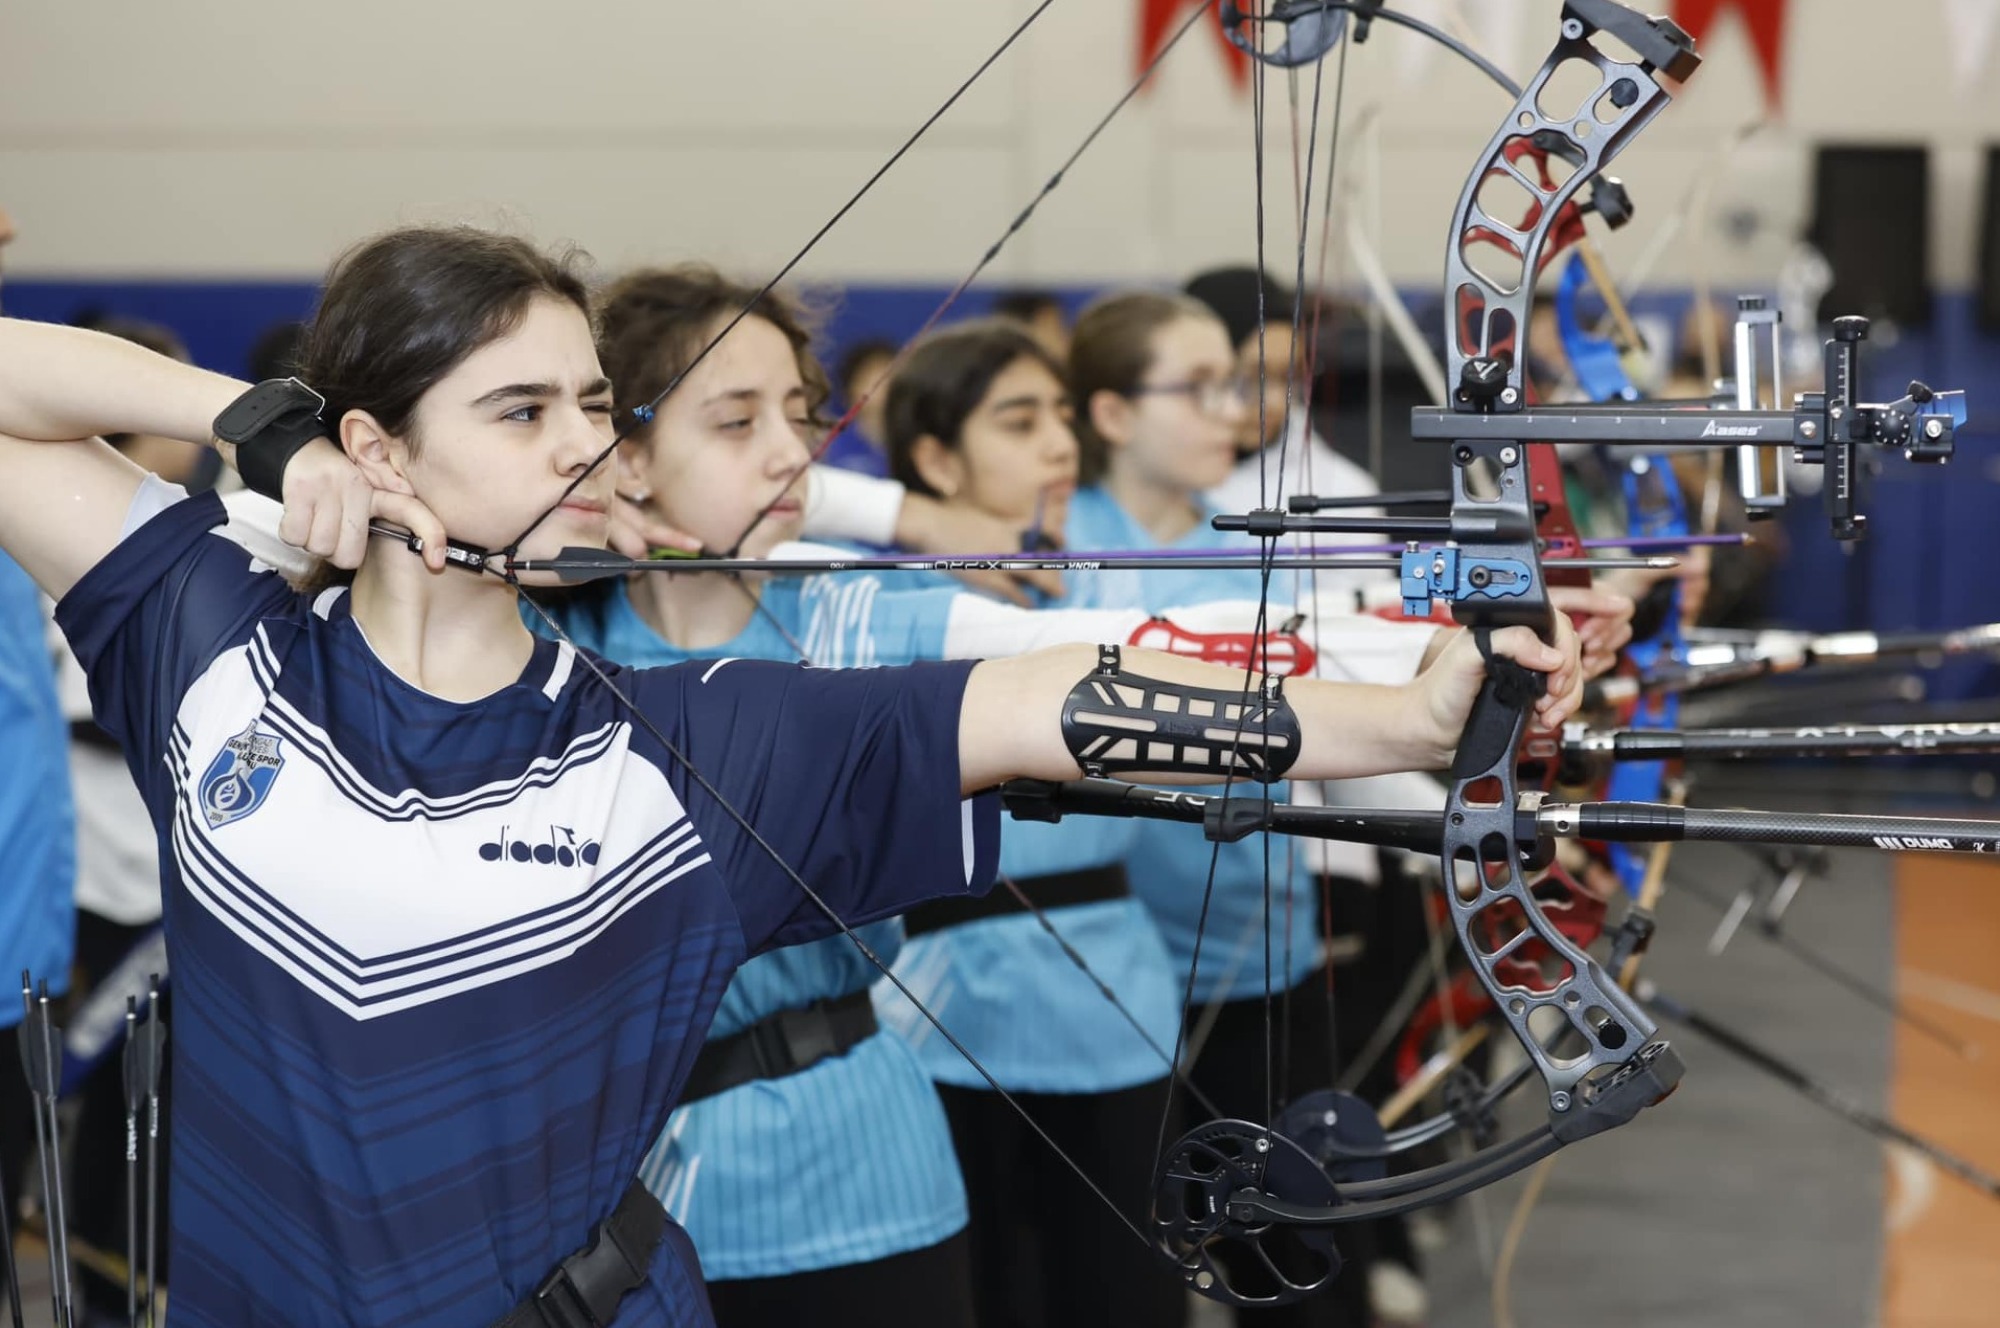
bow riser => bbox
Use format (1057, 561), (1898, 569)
(1444, 5), (1696, 406)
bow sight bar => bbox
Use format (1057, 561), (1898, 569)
(1408, 308), (1967, 545)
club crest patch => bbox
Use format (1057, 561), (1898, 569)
(198, 723), (286, 829)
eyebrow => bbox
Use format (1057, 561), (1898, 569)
(701, 384), (810, 407)
(470, 376), (612, 408)
(988, 393), (1065, 414)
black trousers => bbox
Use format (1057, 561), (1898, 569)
(706, 1230), (977, 1328)
(0, 1022), (39, 1310)
(1321, 864), (1430, 1277)
(938, 1077), (1188, 1328)
(1186, 962), (1376, 1328)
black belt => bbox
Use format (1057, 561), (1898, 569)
(679, 990), (878, 1106)
(496, 1180), (666, 1328)
(903, 862), (1129, 938)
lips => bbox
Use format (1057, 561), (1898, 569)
(560, 498), (609, 517)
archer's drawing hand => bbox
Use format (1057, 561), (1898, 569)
(278, 437), (449, 572)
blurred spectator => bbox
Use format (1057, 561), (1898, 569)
(822, 337), (898, 476)
(992, 288), (1070, 360)
(246, 319), (308, 383)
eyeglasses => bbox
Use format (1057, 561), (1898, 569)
(1127, 377), (1251, 417)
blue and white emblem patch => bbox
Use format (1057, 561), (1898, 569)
(198, 723), (286, 829)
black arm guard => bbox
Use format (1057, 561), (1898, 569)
(1061, 644), (1302, 784)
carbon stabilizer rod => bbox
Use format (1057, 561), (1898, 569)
(1565, 719), (2000, 761)
(1006, 780), (2000, 857)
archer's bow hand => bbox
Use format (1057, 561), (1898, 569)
(1411, 618), (1584, 767)
(279, 437), (450, 573)
(1549, 583), (1637, 679)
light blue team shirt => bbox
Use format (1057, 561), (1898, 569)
(871, 577), (1185, 1096)
(1063, 486), (1320, 1003)
(547, 577), (968, 1280)
(0, 553), (74, 1021)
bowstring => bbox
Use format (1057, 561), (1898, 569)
(729, 555), (1235, 1123)
(1273, 12), (1349, 1111)
(504, 0), (1061, 560)
(996, 874), (1231, 1122)
(517, 591), (1160, 1249)
(1300, 29), (1353, 1099)
(715, 0), (1217, 561)
(1149, 0), (1280, 1189)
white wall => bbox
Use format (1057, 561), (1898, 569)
(4, 0), (1998, 292)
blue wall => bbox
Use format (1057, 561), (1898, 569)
(9, 278), (1996, 696)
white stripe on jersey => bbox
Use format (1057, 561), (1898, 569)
(242, 626), (623, 823)
(164, 644), (717, 1021)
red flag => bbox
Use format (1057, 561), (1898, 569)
(1671, 0), (1789, 110)
(1138, 0), (1248, 90)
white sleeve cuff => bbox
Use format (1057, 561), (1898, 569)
(803, 466), (906, 547)
(941, 596), (1146, 660)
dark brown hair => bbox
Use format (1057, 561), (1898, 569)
(300, 225), (592, 452)
(883, 319), (1065, 498)
(595, 265), (828, 443)
(294, 225), (591, 590)
(1067, 290), (1217, 484)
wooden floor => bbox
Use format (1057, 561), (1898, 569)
(1883, 853), (2000, 1328)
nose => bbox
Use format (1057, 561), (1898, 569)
(556, 404), (611, 479)
(1046, 416), (1080, 466)
(768, 417), (814, 475)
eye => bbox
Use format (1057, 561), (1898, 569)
(584, 400), (615, 416)
(719, 417), (753, 433)
(503, 404), (542, 423)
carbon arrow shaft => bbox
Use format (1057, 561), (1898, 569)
(1007, 781), (2000, 856)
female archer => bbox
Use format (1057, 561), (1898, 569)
(0, 224), (1580, 1327)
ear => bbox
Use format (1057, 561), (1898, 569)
(615, 437), (655, 503)
(339, 410), (415, 496)
(1086, 388), (1135, 451)
(907, 434), (967, 498)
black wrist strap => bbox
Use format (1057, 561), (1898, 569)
(234, 411), (330, 502)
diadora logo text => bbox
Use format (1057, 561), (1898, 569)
(479, 826), (602, 867)
(198, 723), (286, 829)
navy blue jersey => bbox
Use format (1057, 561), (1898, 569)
(53, 488), (999, 1327)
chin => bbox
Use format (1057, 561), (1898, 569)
(741, 512), (806, 556)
